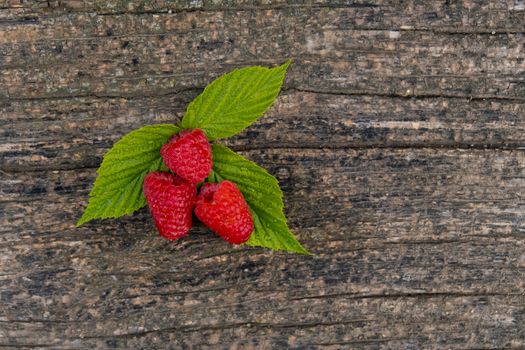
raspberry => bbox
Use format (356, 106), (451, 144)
(143, 171), (196, 240)
(160, 129), (212, 184)
(195, 181), (254, 244)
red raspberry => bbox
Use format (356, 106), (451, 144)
(143, 172), (196, 240)
(160, 129), (212, 184)
(195, 181), (254, 244)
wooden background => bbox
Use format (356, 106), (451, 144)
(1, 1), (525, 349)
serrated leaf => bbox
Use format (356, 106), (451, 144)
(181, 61), (290, 141)
(210, 144), (309, 254)
(77, 124), (180, 226)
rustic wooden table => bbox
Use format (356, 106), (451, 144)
(1, 1), (525, 349)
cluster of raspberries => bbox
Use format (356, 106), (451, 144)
(143, 129), (254, 244)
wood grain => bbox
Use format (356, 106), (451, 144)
(1, 149), (524, 348)
(1, 1), (524, 349)
(3, 90), (525, 172)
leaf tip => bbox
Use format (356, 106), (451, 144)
(75, 214), (88, 227)
(284, 239), (311, 255)
(281, 59), (292, 70)
(276, 60), (292, 75)
(295, 245), (313, 255)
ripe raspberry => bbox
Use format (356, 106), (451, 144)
(143, 172), (196, 240)
(195, 181), (254, 244)
(160, 129), (212, 184)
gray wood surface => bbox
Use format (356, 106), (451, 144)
(1, 1), (524, 349)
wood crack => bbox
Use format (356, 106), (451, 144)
(1, 88), (200, 102)
(2, 145), (525, 174)
(3, 87), (523, 104)
(291, 87), (525, 102)
(289, 291), (521, 301)
(82, 319), (376, 339)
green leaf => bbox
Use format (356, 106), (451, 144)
(210, 144), (310, 254)
(181, 60), (290, 141)
(77, 124), (180, 226)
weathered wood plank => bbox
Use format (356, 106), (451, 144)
(1, 6), (525, 100)
(2, 1), (524, 175)
(2, 148), (524, 242)
(1, 295), (524, 348)
(2, 91), (525, 172)
(1, 148), (525, 348)
(2, 0), (525, 30)
(2, 2), (525, 349)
